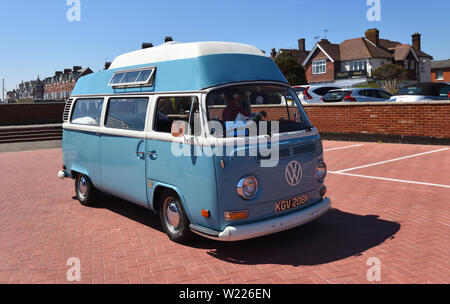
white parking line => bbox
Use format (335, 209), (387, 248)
(332, 148), (450, 173)
(329, 172), (450, 189)
(324, 144), (364, 152)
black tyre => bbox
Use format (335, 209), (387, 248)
(159, 189), (192, 243)
(75, 174), (98, 206)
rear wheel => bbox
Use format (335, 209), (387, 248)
(159, 189), (192, 243)
(75, 174), (98, 206)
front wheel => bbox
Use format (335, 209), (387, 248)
(75, 174), (98, 206)
(159, 190), (192, 243)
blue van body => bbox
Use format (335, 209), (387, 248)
(60, 42), (331, 242)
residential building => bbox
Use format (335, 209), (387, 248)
(302, 29), (433, 84)
(431, 59), (450, 82)
(271, 38), (310, 67)
(43, 66), (93, 101)
(6, 90), (17, 103)
(16, 78), (44, 101)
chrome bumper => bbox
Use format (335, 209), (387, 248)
(191, 198), (331, 242)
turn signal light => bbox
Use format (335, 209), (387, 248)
(320, 186), (327, 197)
(201, 209), (210, 218)
(224, 210), (249, 221)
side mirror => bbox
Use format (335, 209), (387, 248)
(171, 121), (188, 138)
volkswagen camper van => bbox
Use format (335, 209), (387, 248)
(58, 41), (331, 243)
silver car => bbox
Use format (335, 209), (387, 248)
(389, 83), (450, 102)
(294, 85), (340, 104)
(322, 88), (393, 102)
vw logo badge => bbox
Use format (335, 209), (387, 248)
(285, 161), (303, 186)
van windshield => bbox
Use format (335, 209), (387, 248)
(206, 84), (312, 137)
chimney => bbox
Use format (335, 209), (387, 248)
(298, 38), (306, 52)
(142, 43), (153, 49)
(412, 33), (421, 51)
(270, 48), (277, 59)
(365, 28), (380, 45)
(64, 69), (71, 74)
(73, 66), (82, 73)
(320, 38), (330, 44)
(104, 62), (112, 70)
(164, 36), (173, 43)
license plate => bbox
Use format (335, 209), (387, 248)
(275, 194), (310, 213)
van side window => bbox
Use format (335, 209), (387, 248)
(71, 98), (104, 126)
(154, 96), (200, 135)
(105, 98), (149, 131)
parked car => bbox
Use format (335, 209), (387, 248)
(389, 82), (450, 102)
(293, 85), (341, 104)
(322, 88), (392, 102)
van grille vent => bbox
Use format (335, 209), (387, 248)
(63, 99), (73, 123)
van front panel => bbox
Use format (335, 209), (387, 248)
(213, 134), (325, 231)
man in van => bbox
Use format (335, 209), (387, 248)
(222, 91), (251, 122)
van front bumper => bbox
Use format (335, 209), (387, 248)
(190, 198), (331, 242)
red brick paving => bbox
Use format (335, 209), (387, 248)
(0, 141), (448, 284)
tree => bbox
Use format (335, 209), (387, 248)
(372, 64), (407, 94)
(274, 53), (307, 86)
(372, 64), (406, 81)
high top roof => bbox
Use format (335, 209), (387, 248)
(109, 41), (266, 69)
(72, 41), (286, 96)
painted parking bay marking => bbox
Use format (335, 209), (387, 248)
(324, 144), (364, 152)
(331, 148), (450, 173)
(330, 172), (450, 189)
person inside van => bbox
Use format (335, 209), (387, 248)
(222, 91), (250, 122)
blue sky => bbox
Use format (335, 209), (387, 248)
(1, 0), (449, 91)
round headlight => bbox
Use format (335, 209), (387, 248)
(237, 176), (258, 200)
(315, 161), (327, 181)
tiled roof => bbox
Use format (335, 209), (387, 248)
(317, 40), (341, 61)
(431, 59), (450, 69)
(378, 38), (402, 50)
(414, 49), (433, 59)
(393, 45), (412, 61)
(306, 37), (432, 64)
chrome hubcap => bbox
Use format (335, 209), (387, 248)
(165, 200), (181, 234)
(78, 176), (88, 199)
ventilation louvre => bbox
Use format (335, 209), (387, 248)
(63, 99), (73, 122)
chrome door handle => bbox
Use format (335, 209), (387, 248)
(136, 152), (145, 160)
(147, 151), (158, 160)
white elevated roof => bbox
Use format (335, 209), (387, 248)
(109, 41), (266, 69)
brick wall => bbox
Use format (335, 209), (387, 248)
(301, 102), (450, 139)
(1, 102), (449, 140)
(0, 103), (65, 126)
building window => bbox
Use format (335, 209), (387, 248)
(349, 60), (366, 71)
(312, 60), (327, 74)
(436, 70), (444, 81)
(405, 61), (409, 70)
